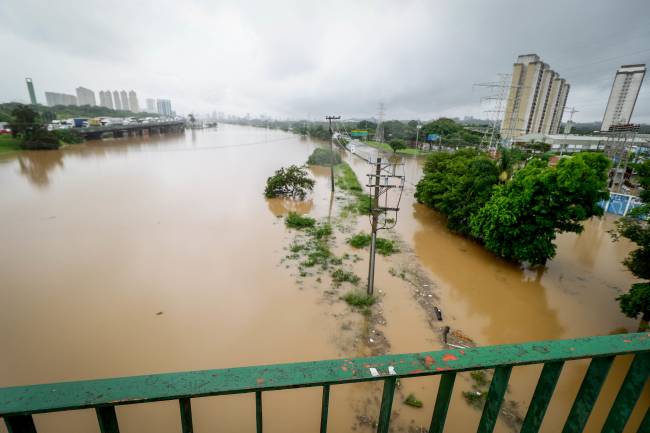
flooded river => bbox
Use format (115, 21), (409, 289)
(0, 125), (646, 433)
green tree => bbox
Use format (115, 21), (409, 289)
(615, 160), (650, 330)
(9, 104), (41, 138)
(388, 139), (406, 152)
(415, 149), (499, 235)
(470, 153), (610, 265)
(264, 165), (315, 199)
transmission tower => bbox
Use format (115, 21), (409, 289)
(375, 102), (385, 143)
(603, 123), (640, 192)
(365, 157), (405, 295)
(474, 74), (525, 150)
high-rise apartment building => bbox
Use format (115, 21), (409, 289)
(120, 90), (130, 112)
(501, 54), (570, 140)
(76, 86), (96, 106)
(99, 91), (114, 109)
(113, 91), (122, 110)
(25, 78), (37, 104)
(145, 98), (156, 113)
(601, 64), (646, 132)
(45, 92), (77, 106)
(128, 90), (139, 113)
(156, 99), (172, 116)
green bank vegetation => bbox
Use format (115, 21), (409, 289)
(307, 147), (342, 166)
(265, 165), (315, 199)
(335, 163), (371, 215)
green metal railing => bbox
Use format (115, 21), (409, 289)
(1, 333), (649, 433)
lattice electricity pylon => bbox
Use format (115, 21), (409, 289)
(603, 123), (640, 192)
(365, 156), (405, 295)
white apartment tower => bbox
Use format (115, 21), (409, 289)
(113, 91), (122, 111)
(120, 90), (130, 112)
(75, 87), (96, 106)
(501, 54), (570, 140)
(128, 90), (139, 113)
(601, 64), (646, 132)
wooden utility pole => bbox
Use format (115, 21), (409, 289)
(325, 116), (341, 192)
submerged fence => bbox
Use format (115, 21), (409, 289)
(1, 333), (649, 433)
(599, 193), (644, 217)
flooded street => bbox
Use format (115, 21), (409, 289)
(0, 125), (647, 433)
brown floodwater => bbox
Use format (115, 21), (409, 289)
(0, 125), (647, 433)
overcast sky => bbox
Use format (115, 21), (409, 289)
(1, 0), (649, 123)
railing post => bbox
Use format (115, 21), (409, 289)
(256, 391), (263, 433)
(600, 352), (650, 433)
(376, 377), (397, 433)
(476, 366), (512, 433)
(179, 398), (193, 433)
(521, 361), (565, 433)
(561, 356), (614, 433)
(429, 373), (456, 433)
(4, 415), (37, 433)
(96, 406), (120, 433)
(320, 385), (330, 433)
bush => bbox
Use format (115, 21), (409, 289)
(53, 129), (84, 144)
(265, 165), (315, 199)
(331, 268), (360, 286)
(343, 291), (375, 308)
(307, 148), (342, 166)
(285, 212), (316, 229)
(21, 129), (60, 150)
(347, 233), (398, 255)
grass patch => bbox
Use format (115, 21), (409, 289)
(0, 135), (21, 155)
(396, 148), (429, 156)
(404, 394), (423, 408)
(310, 223), (332, 239)
(366, 140), (392, 152)
(343, 291), (375, 308)
(307, 148), (341, 166)
(347, 232), (399, 255)
(331, 268), (360, 286)
(335, 163), (363, 192)
(285, 212), (316, 229)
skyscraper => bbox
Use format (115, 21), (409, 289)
(25, 78), (37, 105)
(76, 87), (96, 106)
(113, 91), (122, 110)
(128, 90), (139, 113)
(45, 92), (77, 106)
(501, 54), (570, 140)
(156, 99), (172, 116)
(120, 90), (130, 112)
(601, 64), (646, 132)
(146, 98), (156, 113)
(99, 91), (114, 109)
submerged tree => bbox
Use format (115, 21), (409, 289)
(264, 165), (315, 199)
(615, 160), (650, 330)
(470, 153), (610, 265)
(415, 149), (499, 235)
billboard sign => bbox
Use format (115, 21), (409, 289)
(426, 133), (440, 142)
(351, 130), (369, 138)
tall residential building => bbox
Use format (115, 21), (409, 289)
(156, 99), (172, 116)
(501, 54), (570, 140)
(145, 98), (156, 113)
(113, 90), (122, 110)
(120, 90), (130, 112)
(128, 90), (139, 113)
(25, 78), (37, 104)
(601, 64), (646, 132)
(45, 92), (77, 106)
(99, 91), (114, 109)
(76, 86), (96, 106)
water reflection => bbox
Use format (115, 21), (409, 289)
(266, 197), (314, 216)
(16, 151), (64, 188)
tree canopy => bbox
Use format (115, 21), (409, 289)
(416, 150), (610, 265)
(264, 165), (315, 200)
(615, 159), (650, 328)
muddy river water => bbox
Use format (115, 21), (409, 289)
(0, 125), (647, 433)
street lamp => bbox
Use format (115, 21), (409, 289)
(415, 124), (422, 150)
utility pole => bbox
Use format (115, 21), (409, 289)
(415, 124), (422, 150)
(366, 158), (405, 295)
(326, 115), (341, 193)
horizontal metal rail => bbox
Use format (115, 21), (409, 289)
(1, 332), (649, 433)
